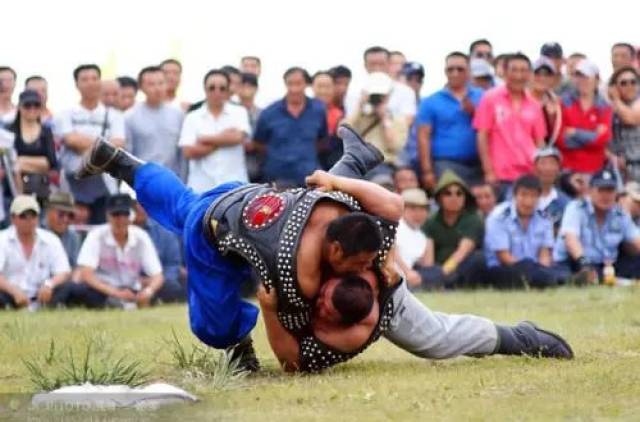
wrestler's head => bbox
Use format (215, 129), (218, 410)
(316, 275), (374, 325)
(325, 212), (381, 274)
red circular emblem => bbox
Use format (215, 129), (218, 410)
(243, 194), (285, 229)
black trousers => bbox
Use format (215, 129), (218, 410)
(485, 259), (562, 289)
(0, 281), (75, 309)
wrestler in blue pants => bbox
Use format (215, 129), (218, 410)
(134, 162), (256, 349)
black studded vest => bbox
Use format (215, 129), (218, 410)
(202, 183), (399, 372)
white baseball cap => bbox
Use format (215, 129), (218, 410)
(10, 194), (40, 215)
(575, 59), (599, 78)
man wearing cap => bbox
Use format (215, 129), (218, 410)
(534, 146), (570, 231)
(0, 195), (72, 309)
(401, 62), (425, 102)
(484, 175), (561, 289)
(470, 59), (495, 91)
(553, 169), (640, 284)
(418, 52), (484, 190)
(531, 57), (562, 144)
(73, 194), (164, 308)
(44, 191), (82, 268)
(540, 42), (565, 93)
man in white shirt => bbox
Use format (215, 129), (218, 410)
(345, 46), (417, 123)
(0, 195), (72, 309)
(56, 64), (126, 225)
(74, 194), (163, 308)
(179, 69), (251, 193)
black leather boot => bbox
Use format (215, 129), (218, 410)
(495, 321), (574, 359)
(327, 124), (384, 178)
(76, 138), (143, 186)
(227, 336), (260, 373)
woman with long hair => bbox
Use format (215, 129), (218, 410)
(608, 66), (640, 182)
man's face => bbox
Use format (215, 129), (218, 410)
(535, 156), (561, 186)
(505, 59), (532, 92)
(365, 52), (389, 74)
(471, 185), (496, 215)
(314, 278), (343, 324)
(228, 73), (241, 97)
(141, 71), (166, 105)
(100, 80), (120, 107)
(403, 204), (429, 228)
(327, 242), (377, 274)
(241, 58), (261, 77)
(108, 211), (130, 237)
(239, 82), (258, 103)
(439, 183), (466, 213)
(312, 74), (334, 104)
(76, 69), (101, 101)
(46, 208), (73, 235)
(591, 187), (617, 211)
(514, 187), (541, 218)
(406, 75), (423, 96)
(389, 53), (406, 78)
(393, 169), (418, 192)
(472, 44), (493, 62)
(615, 70), (639, 102)
(566, 56), (584, 78)
(204, 74), (229, 108)
(118, 86), (136, 111)
(0, 70), (16, 97)
(161, 62), (181, 92)
(333, 76), (350, 104)
(26, 79), (48, 105)
(11, 211), (38, 236)
(285, 71), (307, 97)
(612, 46), (634, 71)
(445, 56), (469, 88)
(574, 72), (597, 96)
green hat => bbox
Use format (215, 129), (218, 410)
(433, 170), (475, 209)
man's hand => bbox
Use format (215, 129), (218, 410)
(484, 170), (497, 185)
(421, 170), (437, 191)
(136, 288), (154, 307)
(406, 269), (422, 288)
(36, 285), (53, 304)
(220, 128), (245, 143)
(112, 288), (137, 302)
(461, 95), (475, 115)
(257, 285), (278, 311)
(13, 290), (29, 308)
(305, 170), (338, 192)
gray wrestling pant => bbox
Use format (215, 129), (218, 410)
(384, 282), (498, 358)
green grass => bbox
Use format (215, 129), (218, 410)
(2, 287), (640, 421)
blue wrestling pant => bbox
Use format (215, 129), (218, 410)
(134, 162), (257, 348)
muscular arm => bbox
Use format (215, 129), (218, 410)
(257, 291), (300, 372)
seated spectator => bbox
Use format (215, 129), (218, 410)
(418, 52), (484, 190)
(530, 57), (562, 144)
(73, 194), (164, 308)
(179, 69), (251, 193)
(43, 191), (81, 269)
(395, 188), (443, 290)
(131, 196), (186, 303)
(557, 59), (612, 175)
(393, 165), (419, 192)
(608, 67), (640, 182)
(345, 72), (408, 176)
(422, 170), (486, 288)
(471, 181), (497, 220)
(553, 169), (640, 284)
(534, 147), (570, 231)
(100, 80), (120, 109)
(24, 76), (54, 127)
(254, 67), (327, 187)
(484, 175), (561, 289)
(470, 59), (495, 91)
(0, 195), (72, 309)
(8, 90), (57, 204)
(116, 76), (138, 112)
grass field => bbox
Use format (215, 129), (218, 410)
(2, 287), (640, 421)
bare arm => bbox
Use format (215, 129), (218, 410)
(538, 247), (552, 267)
(16, 156), (50, 174)
(198, 128), (246, 147)
(182, 143), (216, 160)
(140, 273), (164, 295)
(257, 287), (300, 372)
(476, 129), (494, 182)
(418, 238), (435, 267)
(63, 133), (94, 153)
(563, 233), (584, 260)
(110, 137), (125, 149)
(612, 98), (640, 126)
(496, 250), (518, 266)
(417, 124), (433, 174)
(447, 238), (476, 268)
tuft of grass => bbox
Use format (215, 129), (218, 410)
(2, 318), (29, 343)
(22, 337), (150, 391)
(164, 328), (248, 390)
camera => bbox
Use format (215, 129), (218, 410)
(368, 94), (385, 107)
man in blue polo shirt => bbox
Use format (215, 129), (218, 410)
(254, 67), (327, 186)
(417, 52), (484, 191)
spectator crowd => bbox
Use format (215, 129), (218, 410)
(1, 39), (640, 310)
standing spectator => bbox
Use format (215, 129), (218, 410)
(100, 80), (120, 109)
(493, 54), (508, 83)
(312, 71), (343, 169)
(0, 66), (17, 124)
(25, 76), (54, 126)
(470, 59), (495, 91)
(240, 56), (261, 76)
(558, 52), (587, 96)
(125, 66), (184, 177)
(344, 72), (409, 174)
(74, 194), (163, 309)
(238, 73), (263, 183)
(540, 42), (565, 92)
(557, 59), (612, 175)
(254, 67), (327, 186)
(530, 57), (562, 144)
(57, 64), (125, 224)
(393, 165), (419, 192)
(469, 39), (493, 62)
(422, 170), (486, 288)
(389, 51), (406, 81)
(160, 59), (190, 112)
(116, 76), (138, 112)
(611, 43), (636, 73)
(474, 53), (546, 192)
(179, 69), (250, 192)
(418, 52), (484, 190)
(484, 175), (560, 289)
(553, 169), (640, 284)
(608, 67), (640, 182)
(534, 147), (570, 231)
(471, 181), (497, 220)
(8, 90), (57, 204)
(329, 65), (352, 113)
(345, 46), (416, 122)
(401, 62), (425, 101)
(43, 191), (81, 268)
(0, 195), (72, 309)
(221, 65), (242, 102)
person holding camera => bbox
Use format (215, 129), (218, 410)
(344, 72), (408, 177)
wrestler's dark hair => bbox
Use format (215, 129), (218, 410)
(332, 275), (374, 326)
(326, 212), (382, 257)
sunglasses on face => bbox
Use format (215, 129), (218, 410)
(618, 78), (638, 87)
(443, 189), (464, 197)
(110, 211), (130, 217)
(474, 52), (493, 59)
(21, 102), (42, 109)
(18, 211), (38, 219)
(446, 66), (466, 74)
(207, 84), (228, 92)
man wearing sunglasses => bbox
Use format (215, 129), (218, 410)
(469, 39), (494, 63)
(179, 69), (251, 193)
(0, 195), (72, 309)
